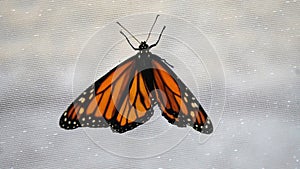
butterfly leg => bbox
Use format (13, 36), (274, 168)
(119, 31), (139, 51)
(149, 26), (166, 49)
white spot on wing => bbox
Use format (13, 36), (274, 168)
(79, 97), (85, 103)
(89, 94), (94, 100)
(184, 97), (188, 103)
(192, 103), (198, 108)
(79, 107), (84, 115)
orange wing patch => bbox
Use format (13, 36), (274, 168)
(97, 61), (132, 94)
(152, 60), (213, 134)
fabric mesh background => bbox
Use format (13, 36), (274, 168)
(0, 1), (299, 169)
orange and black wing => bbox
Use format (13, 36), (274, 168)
(151, 56), (213, 134)
(59, 55), (154, 133)
(108, 69), (155, 133)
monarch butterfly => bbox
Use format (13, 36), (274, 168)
(59, 15), (213, 134)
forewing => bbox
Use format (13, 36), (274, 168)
(151, 59), (213, 134)
(59, 55), (154, 133)
(59, 56), (136, 130)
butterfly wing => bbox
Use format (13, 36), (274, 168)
(150, 55), (213, 134)
(59, 54), (154, 133)
(108, 68), (155, 133)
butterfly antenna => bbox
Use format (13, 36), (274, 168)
(145, 15), (160, 42)
(116, 21), (140, 43)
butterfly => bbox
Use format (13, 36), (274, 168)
(59, 15), (213, 134)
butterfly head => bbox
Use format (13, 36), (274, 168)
(117, 15), (166, 51)
(139, 41), (149, 50)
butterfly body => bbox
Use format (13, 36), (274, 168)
(59, 16), (213, 134)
